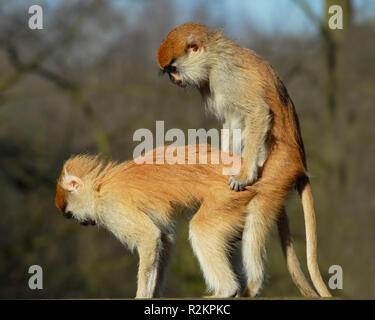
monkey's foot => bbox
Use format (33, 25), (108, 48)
(241, 287), (251, 297)
(228, 175), (253, 191)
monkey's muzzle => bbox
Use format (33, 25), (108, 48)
(167, 71), (187, 88)
(63, 211), (73, 219)
(80, 219), (96, 226)
(63, 211), (96, 226)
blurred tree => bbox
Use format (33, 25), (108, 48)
(293, 0), (353, 200)
(0, 0), (112, 159)
(0, 0), (373, 299)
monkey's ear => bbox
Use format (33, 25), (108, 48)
(62, 168), (83, 193)
(186, 43), (199, 53)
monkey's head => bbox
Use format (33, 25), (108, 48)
(55, 156), (100, 226)
(157, 22), (216, 88)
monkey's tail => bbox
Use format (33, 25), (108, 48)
(277, 209), (318, 297)
(297, 175), (332, 297)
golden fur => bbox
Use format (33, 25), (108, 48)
(56, 145), (254, 297)
(55, 145), (318, 298)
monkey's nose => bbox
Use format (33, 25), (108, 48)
(63, 211), (73, 219)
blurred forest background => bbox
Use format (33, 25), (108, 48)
(0, 0), (374, 299)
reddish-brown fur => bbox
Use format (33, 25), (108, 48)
(55, 145), (320, 297)
(156, 23), (331, 297)
(55, 145), (258, 297)
(55, 145), (254, 220)
(157, 23), (209, 68)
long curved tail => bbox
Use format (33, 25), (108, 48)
(277, 209), (318, 297)
(297, 175), (332, 297)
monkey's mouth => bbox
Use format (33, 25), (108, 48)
(174, 81), (187, 88)
(175, 80), (187, 88)
(168, 73), (186, 88)
(80, 219), (96, 226)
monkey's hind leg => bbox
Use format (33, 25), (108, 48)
(135, 218), (164, 299)
(189, 203), (243, 298)
(230, 241), (248, 296)
(241, 199), (275, 297)
(154, 232), (176, 298)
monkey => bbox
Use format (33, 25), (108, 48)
(55, 144), (318, 298)
(156, 23), (331, 297)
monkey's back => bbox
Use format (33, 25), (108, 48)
(100, 145), (255, 219)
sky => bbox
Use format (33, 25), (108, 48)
(112, 0), (375, 35)
(180, 0), (324, 35)
(21, 0), (375, 35)
(111, 0), (322, 35)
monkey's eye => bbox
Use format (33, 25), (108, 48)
(159, 66), (177, 76)
(163, 64), (177, 73)
(170, 65), (177, 73)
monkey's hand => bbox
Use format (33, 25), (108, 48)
(228, 172), (257, 192)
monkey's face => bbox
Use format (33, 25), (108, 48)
(55, 168), (96, 226)
(159, 45), (209, 89)
(157, 23), (211, 88)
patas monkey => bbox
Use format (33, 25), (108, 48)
(157, 23), (331, 297)
(55, 145), (317, 298)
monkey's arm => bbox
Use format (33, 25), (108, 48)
(221, 120), (232, 153)
(229, 102), (270, 191)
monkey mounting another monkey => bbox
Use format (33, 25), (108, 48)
(157, 23), (331, 297)
(56, 145), (320, 298)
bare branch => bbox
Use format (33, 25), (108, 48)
(0, 0), (112, 158)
